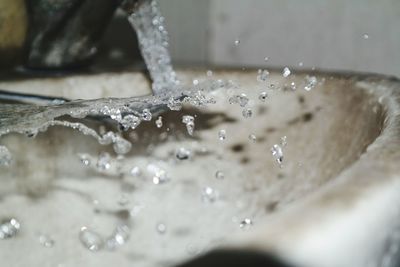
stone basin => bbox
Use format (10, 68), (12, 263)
(0, 69), (400, 267)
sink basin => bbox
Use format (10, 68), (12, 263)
(0, 69), (399, 267)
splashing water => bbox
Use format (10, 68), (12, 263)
(127, 0), (180, 95)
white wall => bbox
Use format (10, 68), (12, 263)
(160, 0), (400, 77)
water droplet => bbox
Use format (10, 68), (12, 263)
(248, 134), (257, 142)
(147, 164), (169, 185)
(280, 136), (287, 147)
(141, 109), (152, 121)
(96, 152), (111, 171)
(0, 218), (20, 239)
(234, 39), (240, 46)
(168, 97), (183, 111)
(298, 62), (304, 67)
(176, 147), (191, 160)
(192, 79), (199, 85)
(282, 67), (291, 77)
(0, 146), (12, 167)
(257, 69), (269, 82)
(39, 234), (55, 248)
(106, 224), (130, 250)
(363, 33), (369, 39)
(201, 187), (218, 203)
(99, 131), (115, 145)
(120, 114), (141, 130)
(79, 154), (91, 166)
(79, 227), (104, 252)
(242, 108), (253, 118)
(271, 144), (283, 165)
(229, 94), (249, 107)
(130, 204), (144, 217)
(113, 136), (132, 155)
(182, 115), (195, 136)
(239, 218), (253, 230)
(258, 92), (268, 102)
(130, 166), (141, 177)
(155, 116), (163, 128)
(156, 223), (167, 234)
(101, 106), (122, 121)
(206, 70), (213, 77)
(218, 129), (226, 141)
(117, 194), (130, 206)
(264, 56), (269, 61)
(304, 75), (317, 91)
(290, 81), (296, 90)
(215, 171), (224, 180)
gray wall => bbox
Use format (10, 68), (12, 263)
(160, 0), (400, 77)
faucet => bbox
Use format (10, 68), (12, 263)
(20, 0), (143, 70)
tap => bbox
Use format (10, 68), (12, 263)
(0, 0), (147, 70)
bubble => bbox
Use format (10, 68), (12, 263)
(206, 70), (213, 77)
(79, 227), (104, 252)
(363, 33), (369, 39)
(264, 56), (269, 61)
(234, 39), (240, 46)
(192, 79), (199, 85)
(0, 218), (20, 239)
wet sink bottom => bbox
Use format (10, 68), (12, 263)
(0, 70), (385, 266)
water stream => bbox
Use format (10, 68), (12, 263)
(0, 0), (223, 165)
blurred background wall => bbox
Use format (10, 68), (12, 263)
(159, 0), (400, 77)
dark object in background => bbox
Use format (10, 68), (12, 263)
(0, 0), (28, 69)
(176, 249), (293, 267)
(24, 0), (126, 69)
